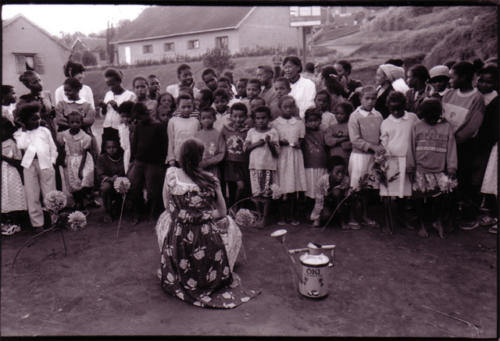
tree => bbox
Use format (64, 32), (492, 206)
(82, 50), (97, 66)
(202, 48), (234, 74)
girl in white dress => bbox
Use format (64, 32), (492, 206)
(271, 96), (307, 225)
(379, 92), (418, 233)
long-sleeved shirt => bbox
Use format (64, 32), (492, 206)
(166, 116), (200, 163)
(442, 88), (485, 144)
(380, 111), (419, 157)
(325, 122), (351, 160)
(406, 119), (457, 174)
(102, 90), (137, 130)
(14, 126), (58, 169)
(131, 121), (168, 164)
(348, 107), (384, 154)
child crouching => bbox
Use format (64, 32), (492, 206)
(310, 156), (350, 228)
(96, 138), (126, 223)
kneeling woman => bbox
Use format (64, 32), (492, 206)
(156, 139), (259, 308)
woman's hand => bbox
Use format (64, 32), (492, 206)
(108, 100), (118, 111)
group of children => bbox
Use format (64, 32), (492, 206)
(1, 56), (497, 237)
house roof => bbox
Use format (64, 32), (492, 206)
(3, 14), (71, 51)
(111, 6), (255, 44)
(72, 37), (107, 52)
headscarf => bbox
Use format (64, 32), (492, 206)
(378, 64), (405, 82)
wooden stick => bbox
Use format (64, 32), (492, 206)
(115, 193), (127, 239)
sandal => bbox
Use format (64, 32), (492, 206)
(1, 224), (21, 236)
(362, 218), (378, 228)
(488, 225), (497, 234)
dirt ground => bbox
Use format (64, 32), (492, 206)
(1, 202), (497, 337)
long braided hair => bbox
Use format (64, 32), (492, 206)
(179, 139), (217, 193)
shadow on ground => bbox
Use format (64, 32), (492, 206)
(1, 205), (497, 337)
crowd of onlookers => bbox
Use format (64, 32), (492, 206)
(1, 54), (497, 237)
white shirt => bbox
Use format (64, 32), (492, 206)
(102, 90), (136, 130)
(289, 76), (316, 119)
(165, 83), (200, 99)
(14, 126), (58, 169)
(55, 84), (95, 109)
(2, 103), (16, 124)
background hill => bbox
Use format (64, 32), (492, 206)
(314, 6), (497, 68)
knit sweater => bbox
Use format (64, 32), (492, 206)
(348, 107), (383, 154)
(406, 119), (457, 174)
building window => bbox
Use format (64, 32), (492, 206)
(14, 53), (44, 74)
(187, 40), (199, 49)
(215, 36), (229, 49)
(164, 42), (174, 52)
(143, 44), (153, 54)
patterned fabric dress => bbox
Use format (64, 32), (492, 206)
(1, 139), (27, 213)
(58, 130), (94, 192)
(158, 167), (259, 308)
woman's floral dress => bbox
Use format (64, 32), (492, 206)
(158, 167), (259, 308)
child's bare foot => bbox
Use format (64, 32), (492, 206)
(418, 227), (429, 238)
(432, 221), (445, 239)
(254, 219), (265, 229)
(312, 219), (320, 227)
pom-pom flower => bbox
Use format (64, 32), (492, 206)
(270, 184), (281, 200)
(67, 211), (87, 231)
(235, 209), (257, 227)
(44, 191), (67, 213)
(114, 177), (131, 194)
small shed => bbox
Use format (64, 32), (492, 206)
(2, 14), (71, 97)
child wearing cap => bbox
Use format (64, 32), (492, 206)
(427, 65), (451, 101)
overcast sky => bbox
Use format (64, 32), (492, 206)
(2, 4), (148, 36)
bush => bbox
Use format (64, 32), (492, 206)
(202, 48), (235, 74)
(82, 50), (98, 66)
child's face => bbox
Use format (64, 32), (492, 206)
(449, 69), (466, 89)
(477, 73), (495, 95)
(334, 106), (349, 124)
(305, 116), (321, 130)
(214, 96), (229, 114)
(149, 77), (160, 94)
(388, 101), (405, 118)
(179, 69), (193, 87)
(217, 81), (231, 94)
(68, 115), (83, 131)
(274, 81), (290, 98)
(26, 112), (41, 130)
(231, 109), (247, 127)
(159, 95), (173, 110)
(360, 92), (377, 111)
(178, 99), (193, 117)
(250, 99), (265, 113)
(203, 74), (217, 91)
(157, 110), (169, 123)
(280, 98), (296, 119)
(334, 64), (346, 78)
(236, 81), (247, 97)
(64, 84), (79, 101)
(105, 76), (120, 90)
(406, 70), (419, 89)
(246, 83), (261, 99)
(429, 76), (449, 93)
(104, 140), (119, 158)
(254, 111), (269, 130)
(200, 111), (215, 129)
(331, 165), (345, 183)
(134, 79), (148, 99)
(315, 94), (329, 111)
